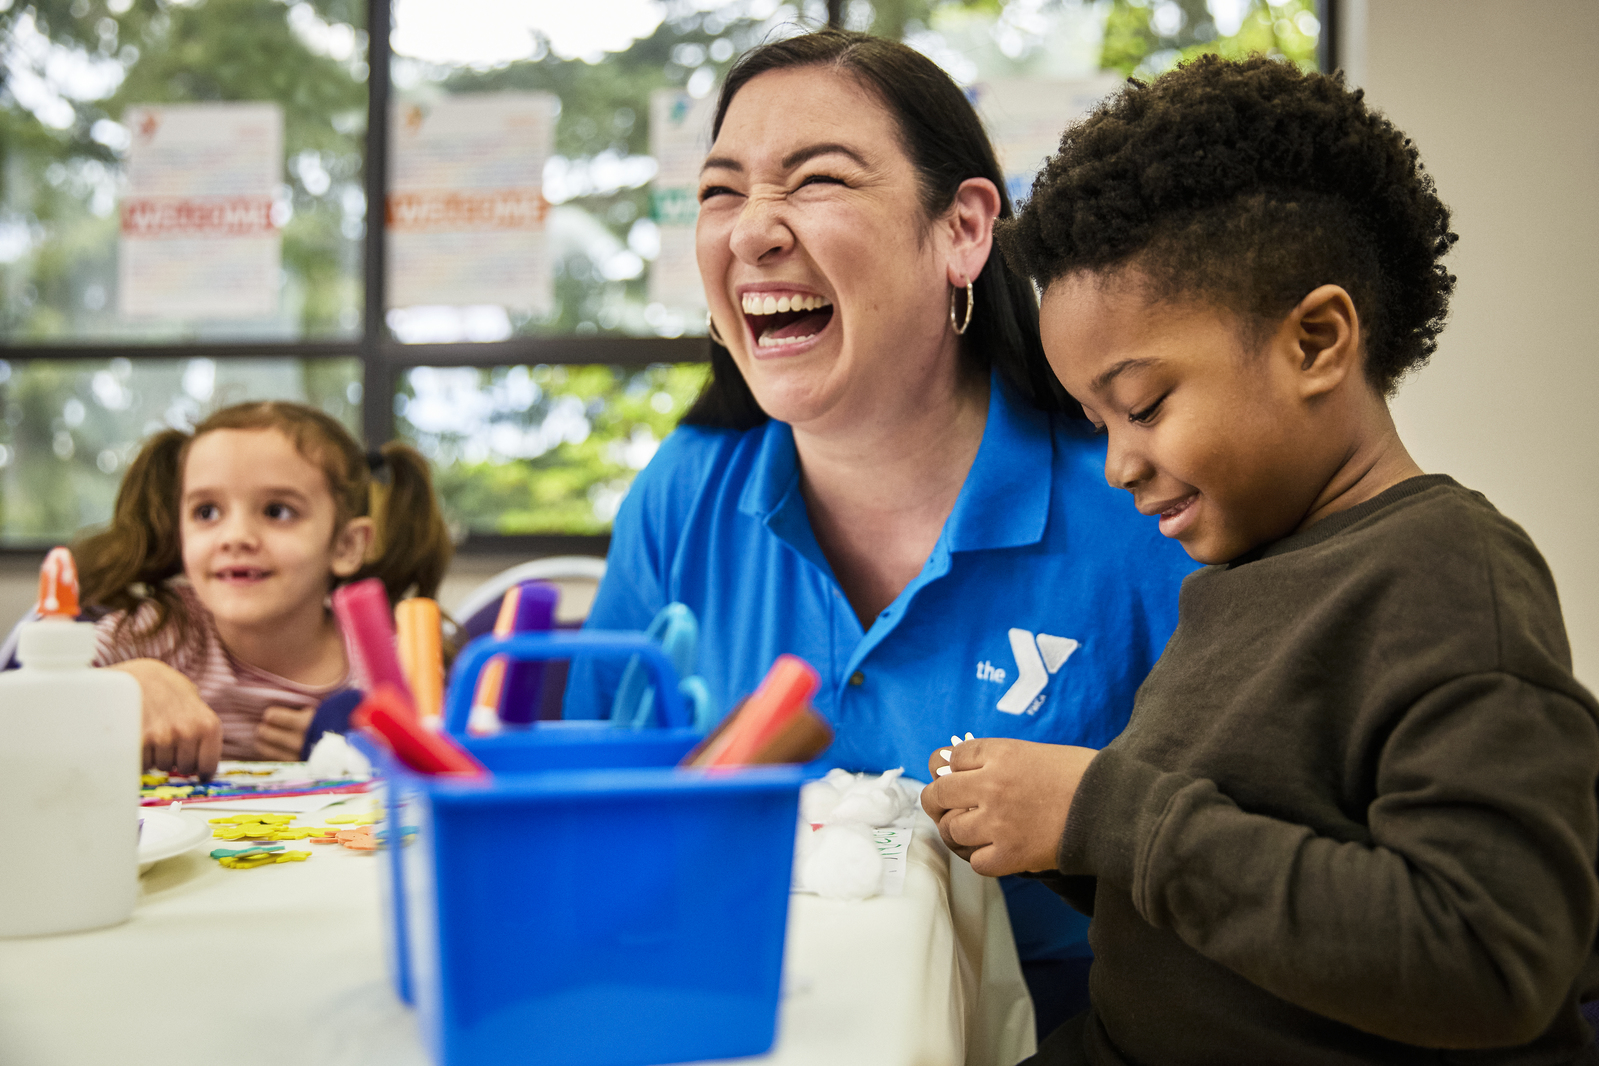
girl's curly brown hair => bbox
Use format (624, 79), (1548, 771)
(999, 54), (1457, 394)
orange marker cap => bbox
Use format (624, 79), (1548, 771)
(395, 597), (444, 725)
(37, 547), (80, 618)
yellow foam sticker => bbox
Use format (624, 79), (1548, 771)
(216, 849), (311, 869)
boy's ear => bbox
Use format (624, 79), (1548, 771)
(1279, 284), (1362, 399)
(330, 516), (375, 578)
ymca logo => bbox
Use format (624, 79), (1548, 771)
(976, 629), (1080, 716)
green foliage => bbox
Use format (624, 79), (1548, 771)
(0, 0), (1325, 544)
(2, 0), (367, 341)
(1101, 0), (1320, 78)
(400, 362), (709, 535)
(0, 355), (360, 545)
(418, 7), (769, 339)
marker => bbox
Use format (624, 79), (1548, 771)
(332, 578), (413, 711)
(395, 598), (444, 727)
(496, 582), (558, 727)
(467, 581), (558, 733)
(467, 658), (506, 736)
(685, 655), (827, 768)
(353, 685), (488, 778)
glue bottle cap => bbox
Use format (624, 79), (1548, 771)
(37, 546), (80, 619)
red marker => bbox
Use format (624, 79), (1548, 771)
(353, 685), (487, 778)
(698, 655), (820, 768)
(333, 578), (414, 711)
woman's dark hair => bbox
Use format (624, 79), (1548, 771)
(999, 55), (1457, 395)
(680, 29), (1078, 429)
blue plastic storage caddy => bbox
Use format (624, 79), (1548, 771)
(369, 631), (803, 1066)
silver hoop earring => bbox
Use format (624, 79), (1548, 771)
(950, 277), (974, 336)
(707, 312), (728, 347)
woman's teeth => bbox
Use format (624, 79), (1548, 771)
(741, 293), (830, 315)
(758, 332), (815, 348)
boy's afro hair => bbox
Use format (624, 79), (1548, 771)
(999, 55), (1457, 393)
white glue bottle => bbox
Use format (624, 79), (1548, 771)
(0, 547), (142, 937)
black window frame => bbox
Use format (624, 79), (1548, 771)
(0, 0), (1338, 559)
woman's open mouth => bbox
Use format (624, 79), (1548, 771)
(740, 292), (834, 350)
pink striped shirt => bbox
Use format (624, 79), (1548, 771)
(93, 582), (357, 760)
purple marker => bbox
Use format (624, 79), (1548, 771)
(496, 581), (558, 727)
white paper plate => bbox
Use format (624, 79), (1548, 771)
(138, 809), (210, 872)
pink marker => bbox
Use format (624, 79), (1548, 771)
(332, 578), (414, 711)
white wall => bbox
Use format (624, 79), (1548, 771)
(1352, 0), (1599, 688)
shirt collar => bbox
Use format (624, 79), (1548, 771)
(738, 418), (801, 521)
(736, 366), (1054, 552)
(943, 368), (1053, 551)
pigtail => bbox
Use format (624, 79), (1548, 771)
(357, 441), (452, 606)
(74, 428), (192, 646)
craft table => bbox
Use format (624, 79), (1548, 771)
(0, 801), (1036, 1066)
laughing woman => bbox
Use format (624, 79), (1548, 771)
(565, 30), (1196, 1033)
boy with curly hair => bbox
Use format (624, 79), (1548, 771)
(922, 55), (1599, 1064)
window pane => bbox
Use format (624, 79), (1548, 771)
(0, 0), (368, 343)
(0, 357), (362, 546)
(380, 0), (1317, 346)
(377, 0), (1317, 536)
(384, 0), (772, 344)
(396, 363), (710, 535)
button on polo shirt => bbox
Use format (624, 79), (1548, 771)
(565, 370), (1198, 961)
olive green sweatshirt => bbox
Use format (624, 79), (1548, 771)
(1040, 475), (1599, 1064)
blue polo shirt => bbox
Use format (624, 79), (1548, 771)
(565, 371), (1197, 961)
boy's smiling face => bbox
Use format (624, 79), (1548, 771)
(1040, 271), (1340, 564)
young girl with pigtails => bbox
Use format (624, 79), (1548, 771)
(75, 401), (453, 777)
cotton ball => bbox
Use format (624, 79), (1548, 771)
(827, 768), (911, 827)
(794, 818), (818, 866)
(306, 731), (373, 780)
(800, 768), (857, 824)
(803, 823), (883, 900)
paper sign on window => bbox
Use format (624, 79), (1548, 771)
(968, 77), (1122, 206)
(387, 92), (557, 312)
(647, 90), (717, 316)
(118, 103), (283, 320)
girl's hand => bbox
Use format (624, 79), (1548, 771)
(255, 704), (316, 762)
(920, 737), (1098, 877)
(108, 658), (223, 777)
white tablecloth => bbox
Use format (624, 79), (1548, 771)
(0, 803), (1035, 1066)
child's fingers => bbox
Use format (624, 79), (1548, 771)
(940, 805), (991, 849)
(197, 722), (223, 779)
(254, 722), (301, 761)
(945, 737), (992, 771)
(171, 735), (204, 776)
(144, 737), (173, 774)
(926, 763), (988, 812)
(255, 705), (315, 760)
(967, 843), (1015, 879)
(933, 808), (970, 857)
(259, 704), (315, 731)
